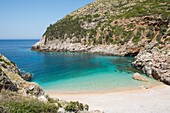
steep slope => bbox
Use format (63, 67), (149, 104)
(32, 0), (169, 55)
(31, 0), (170, 84)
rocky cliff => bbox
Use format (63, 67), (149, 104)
(0, 53), (45, 96)
(31, 0), (170, 84)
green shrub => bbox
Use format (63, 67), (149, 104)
(1, 98), (58, 113)
(85, 104), (89, 111)
(104, 12), (108, 15)
(108, 20), (112, 23)
(110, 15), (116, 19)
(127, 23), (136, 29)
(87, 19), (92, 23)
(115, 21), (118, 24)
(98, 36), (103, 44)
(132, 35), (141, 44)
(165, 38), (170, 42)
(93, 38), (98, 45)
(48, 97), (56, 103)
(64, 101), (77, 112)
(161, 12), (169, 20)
(146, 30), (154, 39)
(0, 68), (2, 72)
(93, 14), (100, 18)
(64, 101), (84, 112)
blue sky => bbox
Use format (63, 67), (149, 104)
(0, 0), (95, 39)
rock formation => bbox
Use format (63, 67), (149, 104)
(132, 41), (170, 84)
(133, 73), (148, 82)
(22, 73), (32, 81)
(0, 53), (44, 96)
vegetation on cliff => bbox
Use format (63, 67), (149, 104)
(43, 0), (169, 45)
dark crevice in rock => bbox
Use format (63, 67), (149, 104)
(125, 51), (139, 57)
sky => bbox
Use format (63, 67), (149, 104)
(0, 0), (95, 39)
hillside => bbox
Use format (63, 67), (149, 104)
(43, 0), (169, 45)
(31, 0), (170, 84)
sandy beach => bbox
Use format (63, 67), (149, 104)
(49, 84), (170, 113)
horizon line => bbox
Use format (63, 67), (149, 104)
(0, 38), (40, 40)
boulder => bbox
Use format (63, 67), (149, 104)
(133, 73), (149, 82)
(22, 73), (32, 81)
(161, 74), (170, 85)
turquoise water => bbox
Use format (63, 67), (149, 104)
(0, 40), (159, 93)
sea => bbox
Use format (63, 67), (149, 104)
(0, 39), (160, 93)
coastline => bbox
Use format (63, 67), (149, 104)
(48, 82), (165, 95)
(48, 84), (170, 113)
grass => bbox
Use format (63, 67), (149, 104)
(0, 90), (89, 113)
(0, 90), (58, 113)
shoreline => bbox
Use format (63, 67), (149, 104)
(48, 84), (170, 113)
(48, 82), (165, 96)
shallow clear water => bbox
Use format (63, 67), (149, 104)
(0, 40), (159, 93)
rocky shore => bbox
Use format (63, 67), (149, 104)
(0, 53), (45, 96)
(132, 41), (170, 85)
(31, 37), (170, 85)
(0, 53), (94, 113)
(31, 35), (142, 56)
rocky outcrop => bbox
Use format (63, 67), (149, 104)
(31, 38), (145, 56)
(132, 73), (148, 82)
(0, 71), (18, 91)
(0, 53), (44, 96)
(22, 73), (32, 81)
(132, 41), (170, 84)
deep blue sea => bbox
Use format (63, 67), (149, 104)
(0, 40), (159, 93)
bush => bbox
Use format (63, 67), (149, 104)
(64, 101), (84, 112)
(108, 20), (112, 23)
(165, 38), (170, 42)
(98, 36), (103, 44)
(1, 98), (58, 113)
(127, 23), (136, 29)
(132, 35), (141, 44)
(64, 101), (77, 112)
(87, 19), (92, 23)
(93, 14), (100, 18)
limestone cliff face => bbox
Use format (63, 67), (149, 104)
(0, 53), (45, 96)
(31, 0), (170, 84)
(132, 41), (170, 85)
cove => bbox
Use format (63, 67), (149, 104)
(0, 40), (160, 93)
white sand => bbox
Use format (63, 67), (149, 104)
(49, 85), (170, 113)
